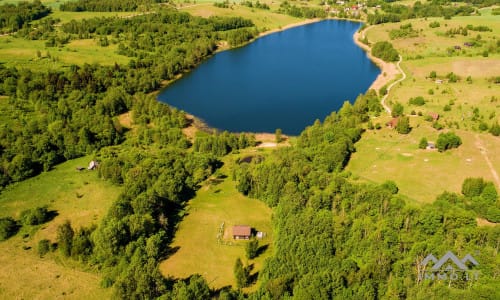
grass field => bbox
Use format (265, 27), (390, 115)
(179, 2), (304, 31)
(160, 153), (273, 291)
(346, 13), (500, 203)
(0, 155), (121, 299)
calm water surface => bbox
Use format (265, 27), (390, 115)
(158, 20), (379, 135)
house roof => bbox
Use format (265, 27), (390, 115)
(429, 112), (440, 121)
(233, 225), (251, 236)
(387, 118), (399, 128)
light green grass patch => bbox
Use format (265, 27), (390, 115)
(347, 121), (500, 203)
(0, 155), (121, 299)
(160, 155), (273, 291)
(179, 2), (304, 30)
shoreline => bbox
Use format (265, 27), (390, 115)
(352, 27), (400, 92)
(161, 18), (395, 137)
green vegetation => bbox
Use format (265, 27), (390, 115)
(1, 0), (499, 298)
(372, 41), (399, 62)
(0, 0), (51, 33)
(436, 132), (462, 152)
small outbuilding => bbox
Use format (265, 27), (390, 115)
(232, 225), (251, 240)
(386, 118), (399, 129)
(88, 160), (99, 170)
(426, 142), (436, 150)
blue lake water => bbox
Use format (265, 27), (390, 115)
(158, 20), (380, 135)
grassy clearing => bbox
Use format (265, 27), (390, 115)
(179, 2), (304, 30)
(0, 155), (121, 298)
(348, 14), (500, 203)
(0, 35), (130, 69)
(347, 117), (500, 203)
(160, 153), (273, 291)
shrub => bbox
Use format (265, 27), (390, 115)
(489, 122), (500, 136)
(396, 116), (411, 134)
(409, 96), (426, 106)
(0, 217), (18, 241)
(436, 132), (461, 152)
(419, 137), (428, 149)
(246, 238), (259, 259)
(372, 41), (399, 62)
(38, 239), (51, 257)
(20, 206), (51, 226)
(391, 102), (404, 117)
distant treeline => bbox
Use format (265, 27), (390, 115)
(60, 0), (166, 12)
(368, 1), (477, 24)
(278, 1), (328, 19)
(0, 0), (51, 33)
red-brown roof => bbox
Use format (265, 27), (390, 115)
(387, 118), (399, 128)
(233, 225), (251, 237)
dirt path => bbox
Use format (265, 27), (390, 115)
(475, 134), (500, 189)
(380, 55), (405, 115)
(353, 27), (407, 115)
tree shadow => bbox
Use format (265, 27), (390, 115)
(256, 244), (269, 257)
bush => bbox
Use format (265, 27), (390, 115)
(409, 96), (426, 106)
(396, 116), (411, 134)
(436, 132), (461, 152)
(20, 206), (51, 226)
(246, 238), (259, 259)
(462, 178), (485, 198)
(419, 137), (428, 149)
(372, 41), (399, 62)
(391, 102), (404, 117)
(489, 122), (500, 136)
(38, 239), (51, 257)
(0, 217), (18, 241)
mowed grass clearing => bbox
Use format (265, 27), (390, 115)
(0, 155), (121, 299)
(160, 155), (273, 291)
(347, 118), (500, 203)
(179, 3), (304, 30)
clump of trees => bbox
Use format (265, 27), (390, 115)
(409, 96), (426, 106)
(0, 217), (18, 241)
(0, 0), (51, 33)
(462, 178), (500, 222)
(60, 0), (166, 12)
(372, 41), (399, 62)
(436, 132), (462, 152)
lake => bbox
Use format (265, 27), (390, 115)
(158, 20), (380, 135)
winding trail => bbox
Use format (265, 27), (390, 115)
(380, 55), (405, 115)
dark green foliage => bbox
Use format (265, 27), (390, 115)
(60, 0), (166, 12)
(0, 0), (51, 33)
(396, 116), (411, 134)
(436, 132), (462, 152)
(489, 122), (500, 136)
(169, 274), (211, 299)
(246, 239), (259, 259)
(389, 23), (418, 39)
(234, 258), (249, 289)
(462, 178), (500, 222)
(193, 131), (255, 157)
(242, 1), (270, 10)
(0, 217), (18, 241)
(381, 180), (399, 194)
(443, 104), (452, 111)
(391, 102), (404, 117)
(56, 220), (74, 257)
(419, 137), (428, 149)
(462, 178), (486, 198)
(38, 239), (51, 257)
(408, 96), (426, 106)
(20, 206), (51, 226)
(429, 70), (437, 79)
(278, 2), (327, 18)
(429, 21), (440, 28)
(275, 128), (283, 143)
(372, 41), (399, 62)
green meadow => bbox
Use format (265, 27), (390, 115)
(160, 152), (273, 291)
(0, 155), (121, 298)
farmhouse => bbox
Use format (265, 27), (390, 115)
(386, 118), (399, 128)
(232, 225), (251, 240)
(429, 112), (440, 121)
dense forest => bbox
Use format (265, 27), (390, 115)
(0, 9), (256, 189)
(60, 0), (167, 12)
(233, 93), (500, 299)
(0, 0), (51, 33)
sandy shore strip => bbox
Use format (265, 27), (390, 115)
(353, 27), (400, 92)
(258, 18), (322, 38)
